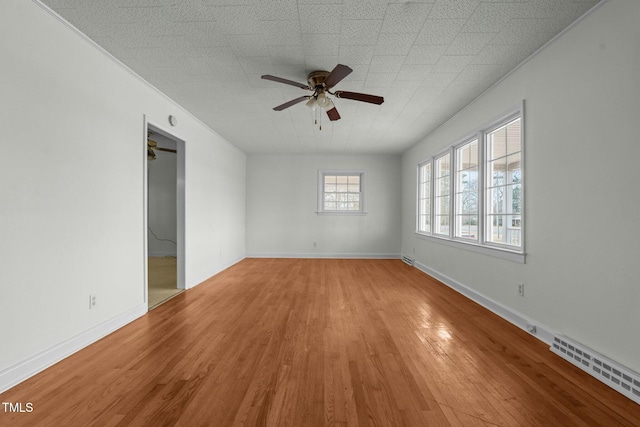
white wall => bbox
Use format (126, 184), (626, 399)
(402, 0), (640, 372)
(148, 134), (177, 256)
(0, 0), (245, 382)
(247, 154), (401, 257)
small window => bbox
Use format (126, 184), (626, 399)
(318, 170), (365, 214)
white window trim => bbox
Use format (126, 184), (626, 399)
(415, 102), (525, 263)
(316, 169), (367, 215)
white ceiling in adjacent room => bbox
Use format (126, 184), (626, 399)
(39, 0), (600, 154)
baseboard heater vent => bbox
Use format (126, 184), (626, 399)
(401, 255), (415, 266)
(551, 335), (640, 405)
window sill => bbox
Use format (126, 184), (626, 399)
(316, 211), (368, 216)
(414, 232), (525, 263)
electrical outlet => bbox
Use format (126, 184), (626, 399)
(526, 324), (537, 334)
(89, 295), (96, 309)
(518, 283), (525, 297)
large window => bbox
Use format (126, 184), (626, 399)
(318, 170), (365, 214)
(434, 154), (451, 236)
(486, 118), (522, 247)
(418, 162), (432, 233)
(416, 110), (523, 258)
(455, 139), (479, 241)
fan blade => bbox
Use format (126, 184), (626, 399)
(155, 147), (177, 153)
(326, 107), (341, 121)
(261, 75), (310, 90)
(334, 91), (384, 105)
(323, 64), (353, 88)
(273, 96), (310, 111)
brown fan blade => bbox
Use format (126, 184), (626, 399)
(323, 64), (353, 89)
(326, 107), (341, 121)
(261, 75), (310, 90)
(273, 96), (310, 111)
(334, 91), (384, 105)
(155, 147), (177, 153)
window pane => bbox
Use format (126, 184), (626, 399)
(439, 175), (450, 195)
(421, 198), (430, 215)
(437, 195), (449, 215)
(507, 153), (521, 183)
(488, 126), (507, 161)
(510, 184), (522, 213)
(489, 158), (506, 187)
(488, 214), (505, 243)
(468, 140), (478, 167)
(435, 215), (449, 235)
(324, 201), (337, 210)
(348, 175), (360, 185)
(437, 155), (450, 178)
(421, 164), (431, 183)
(506, 118), (521, 155)
(456, 215), (478, 239)
(489, 188), (504, 214)
(348, 183), (360, 192)
(325, 175), (337, 184)
(336, 176), (348, 184)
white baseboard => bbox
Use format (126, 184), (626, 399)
(0, 303), (147, 394)
(188, 255), (246, 289)
(246, 253), (401, 259)
(413, 260), (556, 345)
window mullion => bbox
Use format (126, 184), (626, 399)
(448, 147), (454, 239)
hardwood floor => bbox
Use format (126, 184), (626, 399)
(1, 259), (638, 426)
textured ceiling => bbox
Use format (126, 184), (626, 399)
(40, 0), (600, 154)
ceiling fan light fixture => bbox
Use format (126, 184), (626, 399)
(305, 97), (317, 110)
(324, 98), (334, 110)
(316, 91), (330, 108)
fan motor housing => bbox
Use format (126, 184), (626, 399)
(307, 70), (330, 89)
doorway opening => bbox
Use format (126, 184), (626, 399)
(145, 120), (185, 310)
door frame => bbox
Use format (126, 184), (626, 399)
(143, 116), (186, 308)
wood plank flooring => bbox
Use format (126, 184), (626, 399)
(1, 258), (638, 426)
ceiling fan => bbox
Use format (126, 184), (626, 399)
(147, 133), (176, 161)
(261, 64), (384, 127)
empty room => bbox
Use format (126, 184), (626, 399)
(1, 0), (639, 425)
